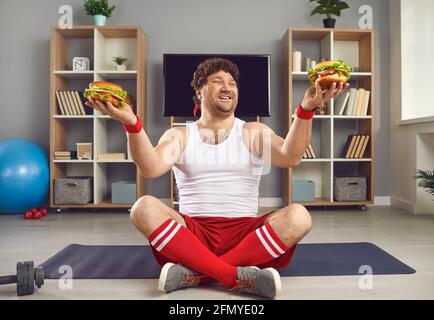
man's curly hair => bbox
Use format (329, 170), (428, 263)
(191, 58), (239, 106)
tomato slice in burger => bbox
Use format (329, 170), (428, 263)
(317, 69), (336, 78)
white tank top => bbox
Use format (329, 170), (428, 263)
(172, 118), (264, 218)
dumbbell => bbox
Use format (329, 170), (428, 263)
(0, 261), (48, 296)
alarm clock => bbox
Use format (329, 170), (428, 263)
(72, 57), (90, 71)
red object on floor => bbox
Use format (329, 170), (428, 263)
(33, 211), (42, 219)
(30, 208), (37, 214)
(24, 211), (33, 220)
(39, 207), (48, 216)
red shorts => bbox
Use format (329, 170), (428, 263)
(151, 211), (296, 269)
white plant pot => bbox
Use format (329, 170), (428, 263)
(116, 64), (126, 71)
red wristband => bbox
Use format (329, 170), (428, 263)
(123, 115), (142, 133)
(296, 104), (315, 120)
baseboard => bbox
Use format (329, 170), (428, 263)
(160, 197), (391, 209)
(373, 196), (391, 206)
(390, 196), (416, 214)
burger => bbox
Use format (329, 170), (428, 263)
(307, 60), (352, 89)
(83, 81), (128, 108)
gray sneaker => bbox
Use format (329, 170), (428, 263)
(158, 263), (201, 292)
(230, 266), (282, 299)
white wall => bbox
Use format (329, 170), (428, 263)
(390, 0), (434, 214)
(400, 0), (434, 120)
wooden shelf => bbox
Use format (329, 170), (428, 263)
(283, 28), (375, 207)
(96, 71), (137, 79)
(50, 25), (147, 209)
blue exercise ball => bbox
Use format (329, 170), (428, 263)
(0, 139), (49, 214)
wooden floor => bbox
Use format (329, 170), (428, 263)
(0, 206), (433, 300)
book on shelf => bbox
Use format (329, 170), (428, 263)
(342, 134), (370, 158)
(341, 88), (370, 116)
(354, 135), (366, 158)
(54, 150), (77, 159)
(308, 143), (316, 158)
(55, 91), (66, 115)
(358, 135), (370, 158)
(97, 152), (126, 160)
(56, 91), (88, 115)
(336, 91), (350, 116)
(303, 143), (316, 159)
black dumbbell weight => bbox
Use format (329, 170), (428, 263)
(0, 261), (47, 296)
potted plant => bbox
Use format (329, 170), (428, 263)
(83, 0), (116, 26)
(112, 56), (128, 71)
(414, 170), (434, 200)
(308, 0), (350, 28)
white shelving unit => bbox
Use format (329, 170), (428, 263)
(283, 28), (375, 209)
(50, 26), (147, 209)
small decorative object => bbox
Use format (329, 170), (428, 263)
(76, 143), (93, 160)
(413, 170), (434, 200)
(305, 57), (311, 72)
(72, 57), (90, 71)
(83, 0), (116, 26)
(112, 56), (128, 71)
(315, 103), (327, 115)
(308, 0), (350, 28)
(310, 60), (317, 69)
(292, 51), (302, 72)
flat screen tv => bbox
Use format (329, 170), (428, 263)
(163, 54), (271, 117)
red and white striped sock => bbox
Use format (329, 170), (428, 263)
(148, 219), (237, 288)
(219, 223), (289, 266)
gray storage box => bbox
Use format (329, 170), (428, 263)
(112, 181), (136, 204)
(334, 176), (367, 201)
(292, 180), (315, 202)
(54, 176), (93, 205)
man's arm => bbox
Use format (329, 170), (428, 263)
(250, 81), (348, 168)
(85, 98), (185, 179)
(127, 126), (185, 179)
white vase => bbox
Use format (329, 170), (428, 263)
(116, 64), (126, 71)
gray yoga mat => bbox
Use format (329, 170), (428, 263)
(39, 242), (415, 279)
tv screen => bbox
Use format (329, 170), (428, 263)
(163, 54), (271, 117)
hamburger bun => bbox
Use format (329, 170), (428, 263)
(89, 81), (123, 92)
(84, 81), (128, 108)
(315, 73), (348, 89)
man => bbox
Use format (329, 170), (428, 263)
(86, 58), (348, 298)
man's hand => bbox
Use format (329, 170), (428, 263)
(301, 81), (349, 111)
(85, 98), (137, 125)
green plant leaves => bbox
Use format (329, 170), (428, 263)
(414, 170), (434, 197)
(308, 0), (349, 18)
(83, 0), (116, 18)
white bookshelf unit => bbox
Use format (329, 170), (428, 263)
(283, 28), (375, 209)
(49, 25), (147, 209)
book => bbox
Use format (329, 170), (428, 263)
(345, 135), (358, 158)
(345, 88), (357, 116)
(54, 151), (71, 156)
(356, 89), (366, 116)
(354, 135), (366, 158)
(303, 151), (308, 159)
(97, 153), (126, 160)
(55, 156), (71, 160)
(362, 90), (370, 116)
(59, 91), (71, 115)
(342, 135), (354, 158)
(350, 135), (362, 158)
(305, 146), (312, 159)
(55, 91), (66, 115)
(66, 91), (78, 115)
(308, 143), (316, 158)
(74, 91), (86, 115)
(336, 91), (350, 116)
(70, 91), (82, 115)
(352, 89), (363, 116)
(359, 135), (370, 158)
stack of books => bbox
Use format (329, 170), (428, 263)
(335, 88), (370, 116)
(55, 91), (88, 116)
(342, 135), (370, 159)
(303, 143), (317, 159)
(54, 150), (77, 160)
(97, 153), (126, 160)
